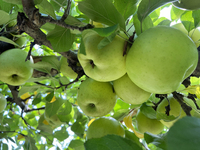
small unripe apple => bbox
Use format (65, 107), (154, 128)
(0, 93), (7, 113)
(86, 117), (125, 139)
(77, 77), (117, 117)
(15, 37), (27, 47)
(136, 110), (164, 134)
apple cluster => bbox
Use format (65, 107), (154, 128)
(0, 49), (34, 86)
(76, 25), (199, 136)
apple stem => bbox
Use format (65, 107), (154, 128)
(90, 60), (95, 68)
(89, 103), (95, 108)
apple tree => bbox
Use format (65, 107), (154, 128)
(0, 0), (200, 149)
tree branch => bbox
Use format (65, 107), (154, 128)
(172, 92), (192, 116)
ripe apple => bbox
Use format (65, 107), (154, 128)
(171, 23), (188, 35)
(173, 0), (200, 10)
(78, 29), (127, 82)
(59, 56), (78, 79)
(113, 74), (151, 105)
(126, 26), (198, 94)
(0, 49), (34, 86)
(86, 117), (125, 139)
(189, 28), (200, 48)
(136, 110), (164, 134)
(77, 77), (117, 117)
(0, 93), (7, 113)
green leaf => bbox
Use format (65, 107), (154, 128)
(54, 126), (69, 141)
(57, 100), (74, 123)
(0, 36), (19, 47)
(79, 37), (86, 55)
(114, 0), (138, 21)
(181, 11), (195, 32)
(140, 103), (157, 119)
(47, 25), (75, 52)
(125, 130), (141, 147)
(112, 109), (130, 121)
(3, 117), (19, 131)
(149, 7), (161, 22)
(71, 121), (85, 138)
(157, 18), (171, 26)
(0, 10), (10, 25)
(156, 111), (177, 122)
(78, 0), (125, 30)
(0, 0), (13, 13)
(192, 10), (200, 28)
(42, 56), (60, 71)
(18, 85), (42, 97)
(133, 15), (153, 35)
(50, 0), (68, 12)
(68, 140), (85, 150)
(114, 99), (130, 111)
(171, 5), (185, 21)
(92, 24), (119, 37)
(45, 97), (64, 118)
(24, 136), (38, 150)
(84, 135), (143, 150)
(166, 116), (200, 150)
(137, 0), (177, 22)
(3, 0), (21, 4)
(2, 143), (8, 150)
(45, 91), (54, 102)
(97, 32), (117, 49)
(144, 132), (167, 150)
(36, 0), (56, 19)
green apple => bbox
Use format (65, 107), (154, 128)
(77, 77), (117, 117)
(0, 49), (34, 86)
(172, 23), (200, 48)
(126, 26), (198, 94)
(113, 74), (151, 105)
(0, 93), (7, 113)
(86, 117), (125, 139)
(44, 112), (63, 128)
(78, 29), (127, 82)
(59, 56), (78, 79)
(173, 0), (200, 10)
(15, 36), (27, 47)
(136, 110), (164, 134)
(8, 19), (17, 27)
(189, 28), (200, 48)
(171, 23), (188, 35)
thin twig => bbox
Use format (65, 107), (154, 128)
(24, 107), (45, 112)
